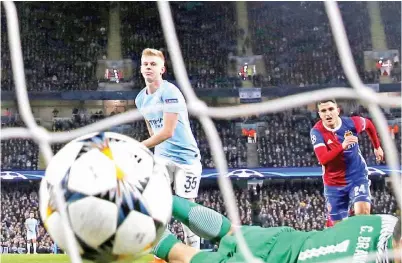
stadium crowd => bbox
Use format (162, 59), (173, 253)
(247, 1), (400, 86)
(1, 2), (108, 92)
(0, 178), (398, 253)
(2, 108), (400, 171)
(1, 182), (55, 254)
(1, 2), (400, 91)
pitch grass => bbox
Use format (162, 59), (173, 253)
(1, 254), (153, 263)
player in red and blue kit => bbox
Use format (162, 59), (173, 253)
(310, 99), (384, 224)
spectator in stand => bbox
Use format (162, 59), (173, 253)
(1, 2), (399, 91)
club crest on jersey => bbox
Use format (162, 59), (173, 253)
(344, 130), (353, 138)
(165, 98), (178, 104)
(344, 130), (357, 150)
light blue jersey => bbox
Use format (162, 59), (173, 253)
(25, 218), (38, 233)
(135, 80), (201, 165)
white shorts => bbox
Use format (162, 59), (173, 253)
(156, 158), (202, 199)
(27, 232), (37, 240)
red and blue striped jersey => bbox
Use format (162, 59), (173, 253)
(310, 116), (380, 186)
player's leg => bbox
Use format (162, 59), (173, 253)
(172, 195), (232, 243)
(167, 242), (198, 263)
(325, 212), (334, 228)
(32, 237), (37, 254)
(150, 159), (202, 263)
(181, 200), (200, 249)
(26, 235), (31, 254)
(350, 179), (371, 215)
(324, 185), (349, 224)
(150, 159), (179, 263)
(173, 162), (202, 250)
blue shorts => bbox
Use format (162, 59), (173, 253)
(324, 179), (371, 221)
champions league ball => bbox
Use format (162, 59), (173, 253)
(39, 132), (172, 262)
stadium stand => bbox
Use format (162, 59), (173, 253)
(1, 178), (398, 253)
(1, 2), (108, 92)
(1, 2), (400, 91)
(1, 181), (55, 254)
(121, 1), (238, 89)
(2, 109), (400, 170)
(380, 1), (402, 52)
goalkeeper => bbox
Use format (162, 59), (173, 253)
(152, 196), (401, 263)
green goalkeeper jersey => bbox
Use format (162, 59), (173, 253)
(191, 214), (398, 263)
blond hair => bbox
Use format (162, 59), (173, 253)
(142, 48), (165, 63)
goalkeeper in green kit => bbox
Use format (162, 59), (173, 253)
(152, 196), (401, 263)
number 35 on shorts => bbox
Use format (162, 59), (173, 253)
(174, 164), (202, 199)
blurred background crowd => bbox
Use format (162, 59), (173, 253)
(2, 108), (401, 170)
(1, 2), (400, 91)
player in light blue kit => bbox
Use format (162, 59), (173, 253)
(25, 212), (39, 254)
(135, 48), (202, 260)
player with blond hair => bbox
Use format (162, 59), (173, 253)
(135, 48), (202, 262)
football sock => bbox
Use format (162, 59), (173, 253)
(33, 243), (37, 253)
(172, 196), (231, 243)
(182, 223), (200, 249)
(152, 229), (180, 261)
(27, 243), (31, 254)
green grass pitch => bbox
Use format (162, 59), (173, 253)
(1, 254), (153, 263)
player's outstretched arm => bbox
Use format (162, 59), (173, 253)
(172, 196), (232, 243)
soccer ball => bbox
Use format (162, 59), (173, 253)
(39, 132), (172, 262)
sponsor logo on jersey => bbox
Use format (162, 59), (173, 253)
(327, 139), (333, 144)
(165, 98), (178, 104)
(148, 118), (163, 129)
(344, 130), (357, 150)
(298, 240), (350, 261)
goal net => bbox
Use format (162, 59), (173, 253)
(1, 1), (401, 263)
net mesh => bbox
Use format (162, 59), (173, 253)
(1, 1), (401, 263)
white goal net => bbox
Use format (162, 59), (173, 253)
(1, 1), (401, 263)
